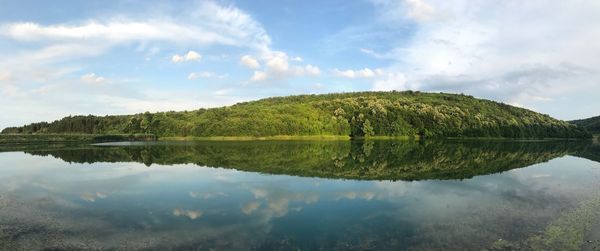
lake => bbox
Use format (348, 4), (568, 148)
(1, 140), (600, 250)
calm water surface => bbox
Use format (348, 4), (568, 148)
(1, 140), (600, 250)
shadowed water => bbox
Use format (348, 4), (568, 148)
(1, 140), (600, 250)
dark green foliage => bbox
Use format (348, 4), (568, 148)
(0, 134), (156, 144)
(1, 91), (591, 138)
(570, 115), (600, 135)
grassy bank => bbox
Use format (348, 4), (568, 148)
(0, 134), (157, 144)
(162, 135), (591, 142)
(1, 133), (592, 144)
(160, 135), (351, 141)
(348, 135), (418, 140)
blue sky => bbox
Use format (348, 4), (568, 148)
(1, 0), (599, 129)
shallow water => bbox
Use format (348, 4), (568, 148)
(1, 140), (600, 250)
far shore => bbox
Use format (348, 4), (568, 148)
(0, 133), (594, 144)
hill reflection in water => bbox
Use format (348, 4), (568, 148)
(19, 139), (597, 181)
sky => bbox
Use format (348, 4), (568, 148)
(1, 0), (599, 129)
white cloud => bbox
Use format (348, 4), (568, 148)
(187, 71), (227, 80)
(405, 0), (436, 22)
(370, 0), (439, 23)
(240, 55), (260, 69)
(366, 0), (600, 118)
(197, 1), (272, 52)
(1, 84), (19, 97)
(0, 1), (272, 74)
(296, 64), (321, 76)
(0, 1), (272, 50)
(265, 51), (290, 74)
(18, 43), (106, 64)
(81, 73), (105, 84)
(332, 68), (384, 78)
(187, 72), (200, 80)
(0, 71), (12, 82)
(184, 50), (201, 61)
(214, 88), (234, 96)
(250, 71), (268, 82)
(249, 51), (320, 82)
(359, 48), (393, 59)
(172, 50), (201, 63)
(1, 20), (234, 46)
(97, 93), (230, 113)
(291, 56), (303, 62)
(372, 72), (407, 91)
(304, 64), (320, 75)
(171, 55), (183, 63)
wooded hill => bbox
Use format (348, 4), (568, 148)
(1, 91), (591, 139)
(570, 116), (600, 135)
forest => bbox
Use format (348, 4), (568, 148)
(570, 115), (600, 135)
(1, 91), (592, 139)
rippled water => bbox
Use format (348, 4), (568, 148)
(1, 140), (600, 250)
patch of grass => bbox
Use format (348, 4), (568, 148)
(160, 135), (351, 141)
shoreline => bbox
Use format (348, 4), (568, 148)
(0, 133), (592, 144)
(160, 135), (426, 141)
(0, 134), (157, 145)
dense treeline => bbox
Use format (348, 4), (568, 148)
(570, 115), (600, 135)
(0, 134), (156, 144)
(2, 91), (591, 138)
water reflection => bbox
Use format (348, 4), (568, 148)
(0, 140), (600, 250)
(13, 139), (599, 180)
